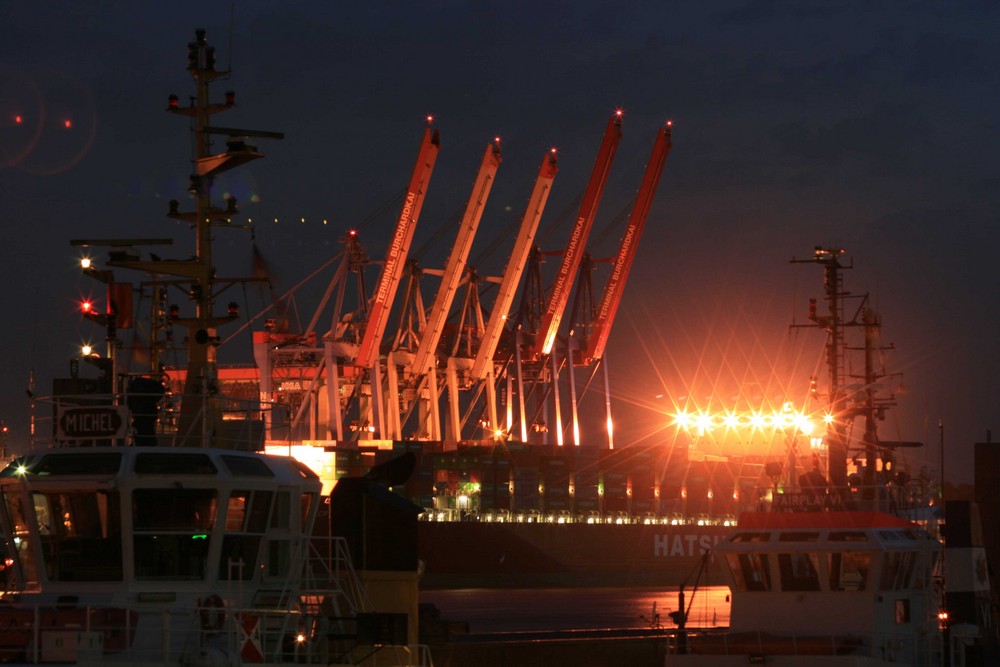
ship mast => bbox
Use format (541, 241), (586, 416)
(793, 247), (898, 497)
(793, 247), (851, 489)
(100, 30), (282, 447)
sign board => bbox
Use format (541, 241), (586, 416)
(772, 492), (847, 512)
(57, 406), (127, 440)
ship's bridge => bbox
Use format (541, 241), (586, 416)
(0, 448), (321, 601)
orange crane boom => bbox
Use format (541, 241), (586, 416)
(582, 121), (673, 364)
(411, 138), (501, 375)
(536, 111), (622, 356)
(356, 123), (440, 369)
(470, 148), (559, 380)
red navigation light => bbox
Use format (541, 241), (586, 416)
(168, 94), (179, 109)
(63, 119), (72, 129)
(14, 115), (22, 124)
(81, 300), (94, 313)
(615, 109), (623, 118)
(348, 229), (357, 237)
(666, 119), (673, 127)
(550, 147), (557, 155)
(425, 115), (434, 125)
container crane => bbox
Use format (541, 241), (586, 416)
(352, 121), (440, 437)
(563, 121), (672, 449)
(463, 149), (559, 439)
(387, 138), (501, 440)
(580, 120), (672, 365)
(506, 113), (620, 444)
(534, 110), (623, 357)
(356, 121), (440, 370)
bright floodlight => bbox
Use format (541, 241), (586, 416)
(672, 406), (817, 435)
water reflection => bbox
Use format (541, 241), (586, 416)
(420, 585), (732, 634)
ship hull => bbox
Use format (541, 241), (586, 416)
(417, 521), (730, 589)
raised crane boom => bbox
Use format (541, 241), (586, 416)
(536, 111), (623, 356)
(582, 120), (673, 364)
(411, 139), (502, 374)
(356, 122), (441, 369)
(470, 148), (559, 380)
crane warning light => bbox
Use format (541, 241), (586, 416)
(168, 94), (179, 109)
(81, 300), (94, 314)
(14, 115), (22, 124)
(80, 257), (92, 269)
(425, 115), (434, 125)
(63, 119), (73, 129)
(666, 119), (673, 127)
(615, 109), (623, 118)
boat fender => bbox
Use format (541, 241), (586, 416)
(199, 594), (226, 634)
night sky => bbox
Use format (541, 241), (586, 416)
(2, 2), (997, 485)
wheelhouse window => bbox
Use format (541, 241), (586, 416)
(880, 551), (917, 590)
(727, 553), (771, 591)
(33, 490), (122, 582)
(2, 491), (40, 587)
(135, 453), (217, 476)
(133, 489), (216, 580)
(777, 552), (821, 591)
(219, 490), (272, 581)
(828, 551), (870, 591)
(25, 453), (122, 476)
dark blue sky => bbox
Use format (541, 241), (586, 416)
(2, 2), (997, 484)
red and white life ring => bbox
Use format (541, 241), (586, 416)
(199, 594), (226, 634)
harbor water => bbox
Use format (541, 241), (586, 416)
(420, 585), (732, 634)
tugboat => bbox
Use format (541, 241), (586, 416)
(3, 30), (430, 666)
(664, 247), (995, 666)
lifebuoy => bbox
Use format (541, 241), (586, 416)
(199, 594), (226, 634)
